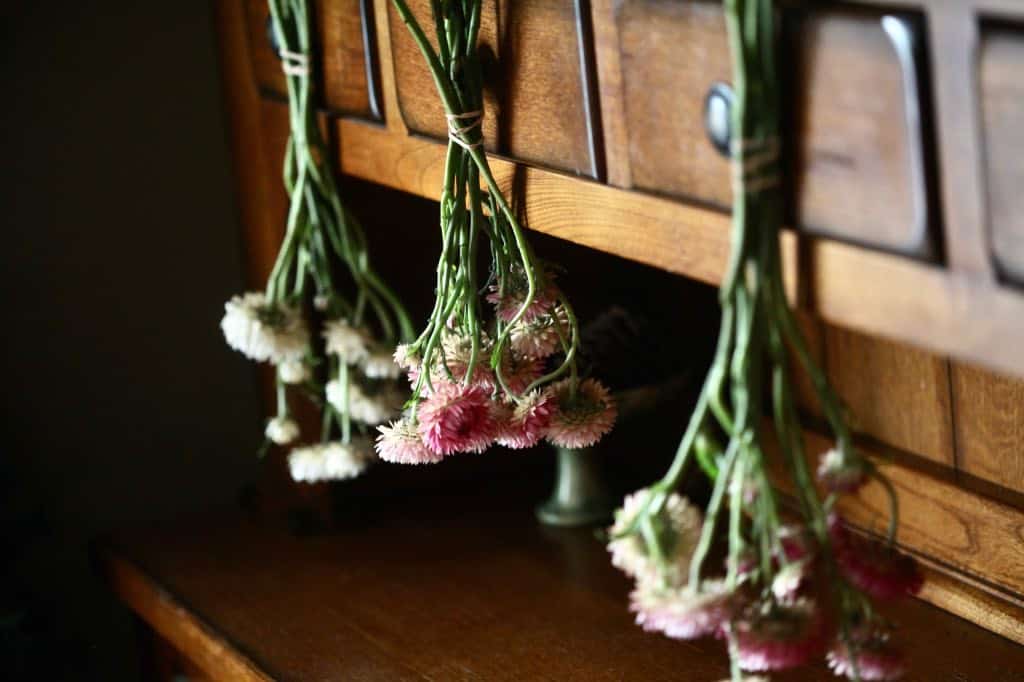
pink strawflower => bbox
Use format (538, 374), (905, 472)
(486, 268), (560, 324)
(432, 331), (495, 390)
(416, 382), (496, 455)
(509, 306), (570, 360)
(827, 627), (907, 680)
(496, 390), (554, 449)
(829, 515), (924, 601)
(733, 599), (830, 672)
(393, 343), (420, 371)
(375, 417), (444, 465)
(545, 378), (616, 449)
(630, 580), (734, 640)
(497, 352), (545, 395)
(608, 488), (702, 586)
(818, 447), (871, 494)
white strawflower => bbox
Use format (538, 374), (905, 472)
(277, 358), (310, 384)
(221, 292), (309, 363)
(608, 488), (703, 587)
(362, 349), (402, 379)
(323, 319), (371, 365)
(265, 416), (300, 445)
(287, 439), (374, 483)
(326, 379), (402, 425)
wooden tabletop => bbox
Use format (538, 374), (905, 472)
(100, 474), (1024, 681)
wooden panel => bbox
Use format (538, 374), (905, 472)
(318, 0), (377, 116)
(788, 9), (934, 257)
(980, 26), (1024, 284)
(387, 0), (600, 177)
(257, 100), (291, 233)
(952, 363), (1024, 493)
(826, 327), (955, 465)
(243, 0), (376, 117)
(777, 429), (1024, 603)
(334, 116), (1024, 379)
(615, 0), (731, 207)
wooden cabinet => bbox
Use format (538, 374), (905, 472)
(217, 0), (1024, 645)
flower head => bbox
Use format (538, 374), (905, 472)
(827, 627), (907, 680)
(608, 488), (702, 586)
(545, 378), (616, 449)
(733, 599), (830, 672)
(496, 351), (545, 395)
(265, 416), (300, 445)
(486, 267), (560, 324)
(496, 389), (554, 449)
(416, 382), (496, 456)
(287, 439), (374, 483)
(362, 348), (402, 379)
(277, 357), (311, 384)
(376, 417), (444, 465)
(323, 319), (371, 365)
(828, 515), (923, 601)
(509, 306), (570, 360)
(818, 447), (871, 494)
(630, 579), (734, 640)
(431, 331), (495, 389)
(221, 292), (308, 363)
(326, 379), (402, 426)
(393, 343), (420, 371)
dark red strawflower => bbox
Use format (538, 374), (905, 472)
(828, 515), (923, 601)
(732, 599), (831, 672)
(827, 627), (907, 680)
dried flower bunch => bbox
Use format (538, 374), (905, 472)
(222, 0), (413, 482)
(608, 1), (920, 680)
(377, 0), (615, 464)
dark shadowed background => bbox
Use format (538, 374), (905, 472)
(1, 3), (261, 678)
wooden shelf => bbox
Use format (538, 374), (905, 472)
(100, 481), (1024, 681)
(334, 116), (1024, 380)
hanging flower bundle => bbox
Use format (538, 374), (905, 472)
(376, 0), (616, 465)
(607, 1), (921, 680)
(221, 0), (414, 483)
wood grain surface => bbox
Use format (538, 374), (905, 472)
(102, 482), (1024, 681)
(825, 327), (955, 465)
(952, 363), (1024, 494)
(386, 0), (599, 177)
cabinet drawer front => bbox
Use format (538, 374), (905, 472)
(981, 26), (1024, 285)
(387, 0), (601, 178)
(243, 0), (378, 117)
(788, 9), (934, 258)
(610, 1), (935, 258)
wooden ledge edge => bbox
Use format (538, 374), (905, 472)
(333, 115), (1024, 380)
(99, 547), (272, 682)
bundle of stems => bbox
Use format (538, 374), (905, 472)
(222, 0), (413, 476)
(609, 1), (920, 680)
(372, 0), (614, 466)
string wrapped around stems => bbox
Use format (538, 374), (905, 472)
(222, 0), (414, 483)
(607, 1), (919, 680)
(375, 0), (615, 465)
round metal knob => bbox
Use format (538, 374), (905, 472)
(704, 82), (734, 158)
